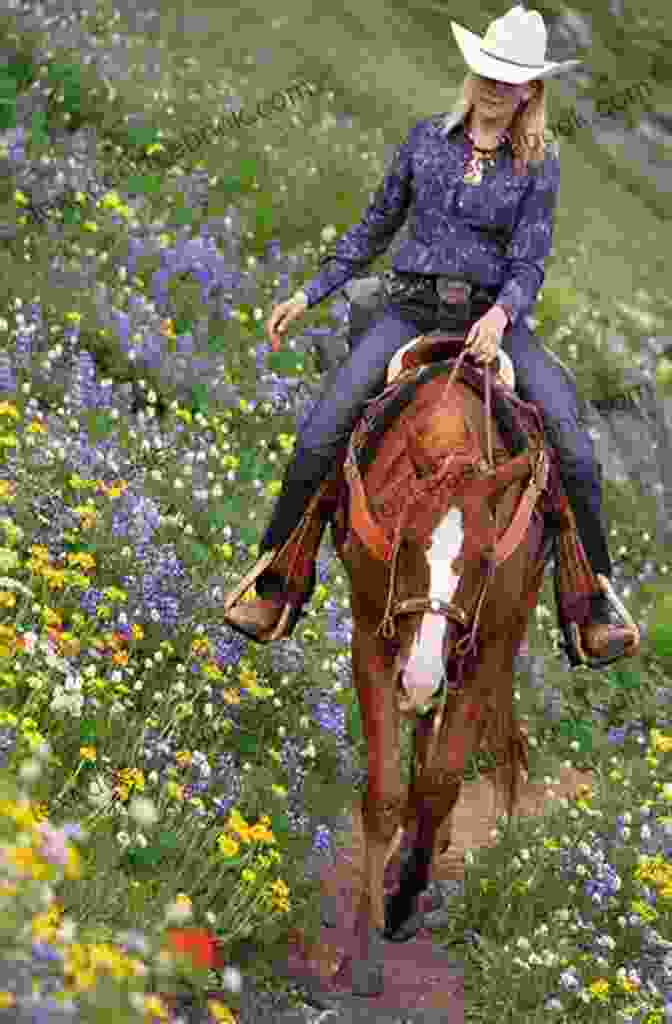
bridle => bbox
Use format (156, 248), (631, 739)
(367, 346), (550, 768)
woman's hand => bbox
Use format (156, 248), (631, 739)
(266, 295), (308, 351)
(464, 305), (509, 364)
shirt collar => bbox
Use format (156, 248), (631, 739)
(442, 107), (513, 149)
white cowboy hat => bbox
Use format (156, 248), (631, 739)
(450, 4), (583, 85)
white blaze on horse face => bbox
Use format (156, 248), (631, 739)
(401, 506), (464, 708)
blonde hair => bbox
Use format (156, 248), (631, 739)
(442, 72), (557, 176)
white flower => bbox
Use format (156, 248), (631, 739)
(89, 777), (113, 809)
(116, 831), (132, 849)
(56, 917), (77, 943)
(129, 797), (158, 828)
(221, 966), (242, 993)
(19, 759), (41, 783)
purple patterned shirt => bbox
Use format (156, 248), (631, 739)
(301, 109), (560, 328)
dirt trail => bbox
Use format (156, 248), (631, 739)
(278, 763), (595, 1018)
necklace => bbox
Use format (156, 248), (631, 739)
(463, 125), (510, 185)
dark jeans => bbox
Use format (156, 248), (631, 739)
(257, 299), (611, 596)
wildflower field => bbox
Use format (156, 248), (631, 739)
(0, 0), (671, 1021)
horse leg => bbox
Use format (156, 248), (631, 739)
(385, 672), (495, 940)
(334, 624), (404, 997)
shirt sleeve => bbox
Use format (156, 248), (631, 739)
(301, 122), (418, 309)
(495, 146), (561, 328)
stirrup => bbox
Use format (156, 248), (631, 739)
(561, 574), (641, 670)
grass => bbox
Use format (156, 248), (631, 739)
(0, 0), (669, 1020)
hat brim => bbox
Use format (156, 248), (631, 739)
(450, 21), (582, 84)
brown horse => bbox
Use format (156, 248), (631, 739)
(322, 332), (558, 997)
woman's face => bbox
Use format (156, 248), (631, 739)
(474, 74), (534, 125)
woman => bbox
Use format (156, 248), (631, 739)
(223, 5), (641, 665)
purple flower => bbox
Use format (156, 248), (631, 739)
(312, 824), (332, 854)
(31, 942), (63, 962)
(0, 353), (16, 393)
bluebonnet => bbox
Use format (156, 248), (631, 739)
(214, 630), (247, 668)
(72, 351), (98, 410)
(111, 492), (162, 545)
(312, 824), (333, 855)
(302, 110), (560, 329)
(125, 237), (146, 277)
(137, 330), (166, 371)
(79, 587), (103, 617)
(308, 693), (346, 742)
(111, 310), (130, 354)
(31, 942), (63, 963)
(0, 353), (16, 393)
(14, 326), (33, 369)
(122, 543), (191, 630)
(316, 550), (333, 584)
(607, 725), (628, 745)
(325, 604), (352, 647)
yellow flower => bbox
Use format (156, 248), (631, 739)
(32, 904), (62, 942)
(175, 751), (193, 768)
(79, 747), (96, 762)
(588, 979), (610, 1001)
(246, 823), (276, 845)
(651, 730), (672, 754)
(143, 995), (170, 1020)
(65, 844), (81, 880)
(207, 1000), (237, 1023)
(270, 879), (289, 900)
(0, 799), (39, 830)
(0, 402), (19, 419)
(132, 624), (144, 641)
(4, 845), (51, 880)
(0, 992), (15, 1009)
(221, 689), (241, 705)
(217, 834), (240, 858)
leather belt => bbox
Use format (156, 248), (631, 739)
(383, 271), (493, 320)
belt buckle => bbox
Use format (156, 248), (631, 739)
(436, 278), (472, 306)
